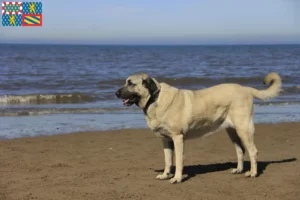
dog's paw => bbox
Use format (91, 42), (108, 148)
(169, 177), (182, 184)
(156, 174), (171, 180)
(230, 168), (243, 174)
(245, 171), (257, 178)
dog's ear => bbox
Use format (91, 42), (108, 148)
(142, 77), (158, 94)
(142, 77), (154, 89)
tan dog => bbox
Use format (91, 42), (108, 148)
(115, 72), (282, 184)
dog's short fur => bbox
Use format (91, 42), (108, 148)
(115, 72), (282, 184)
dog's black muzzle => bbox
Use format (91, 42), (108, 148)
(115, 87), (140, 106)
(115, 89), (121, 98)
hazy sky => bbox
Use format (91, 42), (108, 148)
(0, 0), (299, 44)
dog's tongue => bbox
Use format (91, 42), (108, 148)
(123, 99), (130, 105)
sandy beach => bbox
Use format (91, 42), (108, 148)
(0, 123), (299, 200)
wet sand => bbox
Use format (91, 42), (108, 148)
(0, 123), (299, 200)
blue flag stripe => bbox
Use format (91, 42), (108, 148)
(24, 17), (38, 24)
(31, 16), (40, 21)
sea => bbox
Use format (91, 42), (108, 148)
(1, 44), (300, 139)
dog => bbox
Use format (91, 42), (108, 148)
(115, 72), (282, 184)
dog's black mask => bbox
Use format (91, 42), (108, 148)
(115, 77), (158, 106)
(115, 87), (140, 106)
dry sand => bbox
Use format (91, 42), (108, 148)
(0, 123), (300, 200)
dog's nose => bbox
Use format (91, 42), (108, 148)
(115, 90), (121, 98)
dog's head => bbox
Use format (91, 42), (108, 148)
(115, 73), (160, 108)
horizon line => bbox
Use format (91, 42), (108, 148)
(0, 42), (300, 46)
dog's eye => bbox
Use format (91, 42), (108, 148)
(127, 80), (133, 86)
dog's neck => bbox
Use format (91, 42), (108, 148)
(143, 89), (160, 115)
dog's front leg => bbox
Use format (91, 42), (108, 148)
(169, 134), (184, 184)
(156, 139), (174, 180)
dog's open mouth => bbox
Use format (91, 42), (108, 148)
(122, 96), (139, 106)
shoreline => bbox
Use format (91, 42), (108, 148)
(2, 103), (300, 140)
(0, 121), (299, 141)
(1, 122), (299, 199)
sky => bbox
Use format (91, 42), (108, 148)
(0, 0), (299, 45)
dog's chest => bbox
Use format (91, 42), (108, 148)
(153, 127), (171, 138)
(145, 115), (172, 138)
(145, 115), (159, 130)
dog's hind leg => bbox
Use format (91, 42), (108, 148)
(156, 139), (174, 180)
(236, 121), (258, 178)
(226, 127), (245, 174)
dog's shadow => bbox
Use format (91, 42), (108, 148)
(154, 158), (297, 182)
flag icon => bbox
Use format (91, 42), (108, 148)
(2, 2), (23, 15)
(1, 2), (42, 27)
(22, 14), (41, 26)
(2, 14), (22, 26)
(22, 2), (42, 14)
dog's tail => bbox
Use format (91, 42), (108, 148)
(249, 72), (282, 100)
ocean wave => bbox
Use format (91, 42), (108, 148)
(254, 101), (300, 106)
(10, 56), (70, 63)
(99, 75), (291, 87)
(282, 86), (300, 94)
(0, 101), (299, 117)
(0, 93), (97, 105)
(99, 76), (298, 95)
(0, 107), (140, 116)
